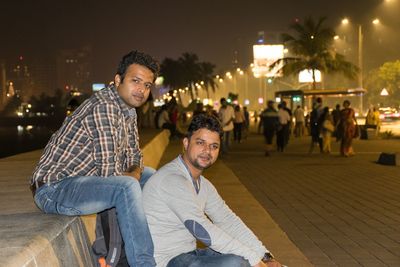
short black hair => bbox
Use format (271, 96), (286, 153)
(116, 50), (160, 82)
(187, 114), (223, 139)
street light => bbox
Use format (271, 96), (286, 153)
(341, 17), (381, 114)
(341, 17), (381, 89)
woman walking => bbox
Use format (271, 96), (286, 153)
(338, 100), (357, 157)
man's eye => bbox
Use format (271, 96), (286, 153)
(133, 79), (140, 83)
(145, 83), (152, 89)
(196, 141), (204, 145)
(211, 145), (219, 150)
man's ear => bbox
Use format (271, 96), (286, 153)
(183, 137), (189, 151)
(114, 74), (121, 87)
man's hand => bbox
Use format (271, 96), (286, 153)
(123, 165), (142, 181)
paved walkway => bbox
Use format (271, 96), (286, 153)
(222, 133), (400, 266)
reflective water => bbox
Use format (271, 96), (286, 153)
(0, 125), (57, 158)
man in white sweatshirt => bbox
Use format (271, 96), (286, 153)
(143, 114), (282, 267)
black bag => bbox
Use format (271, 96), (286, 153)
(377, 153), (397, 166)
(92, 209), (129, 267)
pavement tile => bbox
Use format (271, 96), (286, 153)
(223, 133), (400, 266)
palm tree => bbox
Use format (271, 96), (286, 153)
(198, 62), (218, 99)
(179, 53), (201, 100)
(161, 53), (218, 102)
(278, 17), (358, 89)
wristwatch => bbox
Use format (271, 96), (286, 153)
(262, 252), (275, 263)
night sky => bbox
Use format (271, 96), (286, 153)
(1, 0), (399, 82)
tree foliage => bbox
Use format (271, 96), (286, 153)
(160, 53), (217, 101)
(278, 17), (358, 89)
(365, 60), (400, 106)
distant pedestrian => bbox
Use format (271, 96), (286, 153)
(320, 108), (335, 153)
(243, 106), (250, 139)
(293, 105), (305, 137)
(277, 103), (291, 152)
(337, 100), (358, 157)
(158, 104), (178, 138)
(365, 106), (381, 135)
(261, 100), (279, 156)
(332, 104), (341, 127)
(233, 105), (245, 143)
(331, 104), (341, 139)
(218, 97), (235, 154)
(309, 97), (323, 154)
(281, 101), (292, 145)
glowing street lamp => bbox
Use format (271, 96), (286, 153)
(340, 17), (381, 113)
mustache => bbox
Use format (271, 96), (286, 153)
(199, 153), (212, 160)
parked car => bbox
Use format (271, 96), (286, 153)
(379, 107), (400, 121)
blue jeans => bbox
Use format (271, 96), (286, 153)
(166, 248), (251, 267)
(34, 167), (156, 267)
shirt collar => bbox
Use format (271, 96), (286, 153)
(178, 155), (201, 194)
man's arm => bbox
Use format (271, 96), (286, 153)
(123, 116), (143, 176)
(83, 104), (121, 177)
(204, 181), (266, 257)
(160, 175), (264, 266)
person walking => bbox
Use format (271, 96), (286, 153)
(320, 107), (335, 153)
(337, 100), (358, 157)
(29, 50), (159, 267)
(281, 101), (292, 145)
(218, 97), (235, 154)
(261, 100), (279, 156)
(293, 105), (305, 137)
(277, 103), (291, 152)
(308, 97), (324, 154)
(233, 105), (245, 143)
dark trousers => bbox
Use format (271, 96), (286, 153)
(233, 123), (243, 142)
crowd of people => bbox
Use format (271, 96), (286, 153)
(258, 97), (380, 157)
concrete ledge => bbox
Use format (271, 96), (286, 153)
(0, 129), (169, 267)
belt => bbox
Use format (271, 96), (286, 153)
(30, 181), (46, 196)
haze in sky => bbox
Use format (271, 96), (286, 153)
(1, 0), (399, 80)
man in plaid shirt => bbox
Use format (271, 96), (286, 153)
(30, 50), (159, 267)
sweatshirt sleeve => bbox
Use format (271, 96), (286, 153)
(160, 175), (264, 266)
(204, 181), (267, 258)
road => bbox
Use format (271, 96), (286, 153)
(381, 120), (400, 135)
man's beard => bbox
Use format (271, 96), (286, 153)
(191, 155), (213, 171)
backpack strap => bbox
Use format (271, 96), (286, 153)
(106, 208), (123, 267)
(92, 209), (123, 267)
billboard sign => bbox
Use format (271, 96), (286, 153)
(252, 44), (284, 78)
(298, 69), (322, 83)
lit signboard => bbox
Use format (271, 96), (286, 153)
(252, 44), (284, 78)
(298, 69), (322, 83)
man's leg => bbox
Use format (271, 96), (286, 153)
(139, 166), (156, 189)
(34, 176), (155, 267)
(167, 248), (251, 267)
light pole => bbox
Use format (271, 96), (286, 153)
(358, 24), (363, 89)
(341, 17), (380, 115)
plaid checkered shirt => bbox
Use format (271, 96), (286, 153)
(30, 85), (143, 185)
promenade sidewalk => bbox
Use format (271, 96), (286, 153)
(223, 133), (400, 266)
